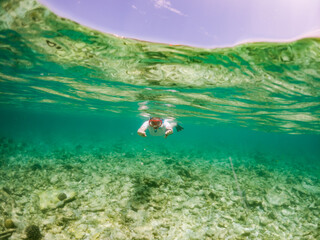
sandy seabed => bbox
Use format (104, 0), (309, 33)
(0, 138), (319, 240)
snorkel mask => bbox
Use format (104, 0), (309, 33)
(149, 117), (163, 128)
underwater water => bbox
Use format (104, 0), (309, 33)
(0, 0), (320, 239)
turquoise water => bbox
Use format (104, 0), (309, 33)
(0, 0), (320, 239)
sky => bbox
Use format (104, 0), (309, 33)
(39, 0), (320, 48)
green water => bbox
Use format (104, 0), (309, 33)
(0, 0), (320, 239)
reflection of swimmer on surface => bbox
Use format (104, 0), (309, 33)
(137, 117), (184, 138)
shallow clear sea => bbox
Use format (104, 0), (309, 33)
(0, 0), (320, 239)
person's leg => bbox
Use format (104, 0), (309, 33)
(165, 118), (184, 132)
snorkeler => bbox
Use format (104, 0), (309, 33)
(137, 117), (183, 138)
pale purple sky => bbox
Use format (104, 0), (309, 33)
(39, 0), (320, 48)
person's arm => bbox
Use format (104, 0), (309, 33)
(137, 121), (148, 137)
(164, 121), (173, 138)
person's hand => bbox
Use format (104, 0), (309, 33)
(138, 131), (147, 137)
(164, 129), (173, 138)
